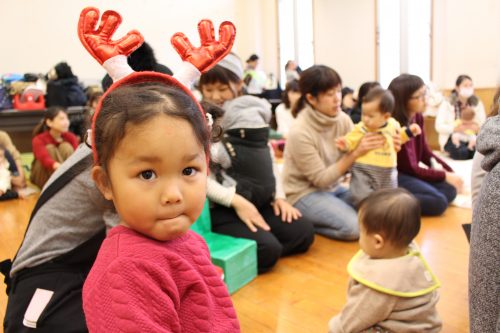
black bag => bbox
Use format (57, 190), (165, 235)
(0, 86), (12, 110)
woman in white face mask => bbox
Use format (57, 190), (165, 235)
(435, 75), (486, 159)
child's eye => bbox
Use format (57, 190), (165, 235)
(139, 170), (157, 181)
(182, 167), (197, 176)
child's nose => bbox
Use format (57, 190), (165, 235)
(212, 91), (222, 101)
(161, 183), (182, 205)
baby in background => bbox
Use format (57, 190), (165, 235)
(328, 188), (442, 333)
(0, 146), (19, 201)
(451, 95), (480, 150)
(336, 87), (421, 204)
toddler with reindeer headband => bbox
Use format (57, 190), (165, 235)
(77, 7), (239, 332)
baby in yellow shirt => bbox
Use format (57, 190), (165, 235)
(336, 88), (421, 204)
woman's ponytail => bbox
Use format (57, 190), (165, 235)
(292, 94), (307, 118)
(32, 119), (48, 137)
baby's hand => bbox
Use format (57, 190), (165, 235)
(451, 133), (461, 147)
(468, 136), (477, 150)
(409, 123), (421, 136)
(336, 137), (347, 151)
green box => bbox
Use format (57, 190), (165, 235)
(192, 199), (257, 294)
(203, 232), (257, 294)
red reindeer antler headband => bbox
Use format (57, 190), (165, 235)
(77, 7), (236, 164)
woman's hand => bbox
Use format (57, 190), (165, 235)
(335, 137), (348, 151)
(445, 172), (464, 193)
(272, 198), (302, 223)
(353, 133), (385, 158)
(232, 194), (270, 232)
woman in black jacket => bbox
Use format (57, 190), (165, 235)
(101, 41), (173, 92)
(46, 62), (87, 108)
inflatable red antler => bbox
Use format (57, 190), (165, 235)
(78, 7), (144, 65)
(171, 20), (236, 73)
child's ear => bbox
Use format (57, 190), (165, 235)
(373, 234), (385, 249)
(384, 113), (391, 120)
(91, 166), (113, 201)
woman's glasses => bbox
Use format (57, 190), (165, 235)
(410, 90), (428, 101)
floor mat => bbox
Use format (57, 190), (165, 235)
(434, 151), (473, 209)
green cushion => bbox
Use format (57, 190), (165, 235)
(20, 152), (34, 179)
(203, 232), (257, 294)
(192, 199), (258, 294)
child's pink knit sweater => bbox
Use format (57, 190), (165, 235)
(83, 225), (240, 332)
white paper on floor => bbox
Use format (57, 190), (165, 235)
(433, 151), (473, 209)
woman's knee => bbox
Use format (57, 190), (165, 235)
(421, 194), (449, 216)
(298, 199), (359, 240)
(290, 219), (315, 253)
(58, 142), (75, 159)
(256, 237), (283, 273)
(443, 184), (457, 203)
(336, 220), (360, 240)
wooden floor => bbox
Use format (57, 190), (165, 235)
(0, 196), (470, 333)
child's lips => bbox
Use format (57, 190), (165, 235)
(158, 212), (183, 222)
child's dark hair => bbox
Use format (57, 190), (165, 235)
(199, 65), (241, 88)
(292, 65), (342, 118)
(466, 95), (479, 108)
(282, 79), (300, 109)
(32, 106), (67, 137)
(199, 100), (225, 142)
(358, 188), (421, 249)
(94, 82), (209, 170)
(362, 87), (395, 114)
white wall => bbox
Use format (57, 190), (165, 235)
(0, 0), (278, 85)
(313, 0), (376, 92)
(1, 0), (498, 91)
(234, 0), (279, 80)
(432, 0), (500, 89)
(312, 0), (500, 92)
